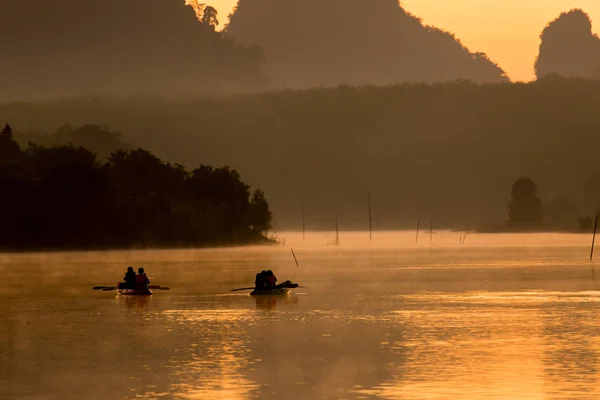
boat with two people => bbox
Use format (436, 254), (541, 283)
(92, 267), (170, 296)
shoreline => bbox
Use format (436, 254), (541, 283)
(0, 235), (277, 254)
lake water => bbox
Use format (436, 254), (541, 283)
(2, 231), (600, 399)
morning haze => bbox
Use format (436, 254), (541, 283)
(3, 1), (600, 399)
(0, 0), (268, 99)
(1, 1), (600, 231)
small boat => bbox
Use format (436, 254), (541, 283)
(117, 288), (153, 296)
(250, 287), (290, 296)
(250, 281), (298, 296)
(93, 283), (168, 294)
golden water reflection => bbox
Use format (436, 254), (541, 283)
(3, 233), (600, 399)
(163, 308), (260, 399)
(354, 291), (600, 399)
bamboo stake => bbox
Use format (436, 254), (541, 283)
(416, 220), (420, 243)
(590, 216), (598, 261)
(430, 220), (433, 244)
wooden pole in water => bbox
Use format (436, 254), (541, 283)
(592, 216), (598, 260)
(430, 220), (433, 244)
(416, 220), (420, 243)
(335, 215), (340, 245)
(368, 192), (372, 242)
(302, 204), (305, 242)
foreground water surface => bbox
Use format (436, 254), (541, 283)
(2, 231), (600, 399)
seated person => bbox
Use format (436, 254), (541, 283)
(120, 266), (137, 289)
(135, 267), (150, 290)
(255, 270), (267, 290)
(265, 270), (277, 288)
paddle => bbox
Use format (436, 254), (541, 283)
(230, 287), (256, 292)
(148, 285), (170, 290)
(94, 285), (170, 291)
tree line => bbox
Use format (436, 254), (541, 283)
(3, 77), (600, 230)
(0, 124), (272, 250)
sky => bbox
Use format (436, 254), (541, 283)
(209, 0), (600, 82)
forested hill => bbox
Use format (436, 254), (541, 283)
(0, 125), (273, 250)
(0, 0), (268, 100)
(2, 77), (600, 230)
(225, 0), (509, 87)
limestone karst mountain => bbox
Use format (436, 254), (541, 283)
(535, 9), (600, 79)
(224, 0), (509, 87)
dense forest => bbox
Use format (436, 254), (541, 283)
(0, 125), (272, 250)
(225, 0), (508, 87)
(2, 77), (600, 230)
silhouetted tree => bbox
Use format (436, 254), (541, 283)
(201, 6), (219, 29)
(535, 9), (600, 79)
(24, 144), (97, 178)
(248, 189), (272, 233)
(53, 124), (130, 159)
(2, 123), (12, 138)
(508, 177), (543, 226)
(12, 124), (130, 159)
(184, 165), (252, 240)
(39, 160), (115, 247)
(0, 124), (20, 163)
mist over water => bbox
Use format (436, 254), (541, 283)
(2, 231), (600, 399)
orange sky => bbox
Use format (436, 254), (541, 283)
(209, 0), (600, 82)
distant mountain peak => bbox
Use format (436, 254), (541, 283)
(535, 8), (600, 79)
(225, 0), (508, 87)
